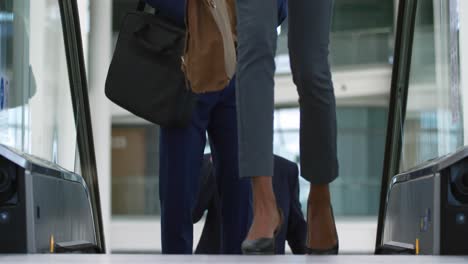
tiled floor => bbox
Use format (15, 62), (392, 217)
(1, 255), (468, 264)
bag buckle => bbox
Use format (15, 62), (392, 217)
(206, 0), (216, 8)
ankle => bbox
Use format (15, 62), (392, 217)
(308, 184), (331, 205)
(251, 176), (277, 210)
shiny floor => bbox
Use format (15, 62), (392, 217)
(1, 255), (468, 264)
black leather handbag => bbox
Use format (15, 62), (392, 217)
(105, 1), (195, 127)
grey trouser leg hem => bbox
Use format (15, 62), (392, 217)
(236, 0), (278, 179)
(289, 0), (339, 184)
(236, 0), (339, 183)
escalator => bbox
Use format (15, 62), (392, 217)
(0, 0), (105, 253)
(376, 0), (467, 255)
(0, 0), (467, 257)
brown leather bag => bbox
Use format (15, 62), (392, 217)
(182, 0), (237, 94)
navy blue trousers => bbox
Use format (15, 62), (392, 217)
(159, 81), (252, 254)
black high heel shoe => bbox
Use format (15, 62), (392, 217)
(241, 208), (284, 255)
(306, 205), (339, 255)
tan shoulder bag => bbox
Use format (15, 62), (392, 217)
(182, 0), (237, 94)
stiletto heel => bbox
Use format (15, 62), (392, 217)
(306, 205), (339, 255)
(241, 208), (284, 255)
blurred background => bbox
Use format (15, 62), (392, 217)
(1, 0), (468, 254)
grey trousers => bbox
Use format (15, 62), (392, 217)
(236, 0), (339, 184)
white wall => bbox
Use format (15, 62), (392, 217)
(88, 0), (112, 254)
(274, 66), (391, 107)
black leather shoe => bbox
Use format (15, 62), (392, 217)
(306, 205), (339, 255)
(305, 244), (339, 255)
(241, 208), (284, 255)
(241, 238), (275, 255)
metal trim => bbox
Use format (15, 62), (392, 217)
(385, 240), (416, 250)
(58, 0), (106, 253)
(375, 0), (419, 252)
(24, 170), (35, 253)
(433, 173), (441, 255)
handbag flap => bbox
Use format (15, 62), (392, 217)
(208, 0), (236, 78)
(183, 0), (237, 93)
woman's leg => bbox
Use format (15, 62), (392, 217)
(288, 0), (339, 250)
(236, 0), (280, 242)
(159, 95), (214, 254)
(159, 126), (206, 254)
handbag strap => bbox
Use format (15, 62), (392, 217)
(136, 0), (160, 15)
(137, 0), (146, 11)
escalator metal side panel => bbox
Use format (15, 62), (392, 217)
(375, 0), (419, 251)
(58, 0), (106, 252)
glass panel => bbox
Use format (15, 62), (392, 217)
(399, 0), (463, 172)
(0, 0), (79, 172)
(274, 107), (388, 216)
(111, 125), (160, 216)
(276, 0), (395, 74)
